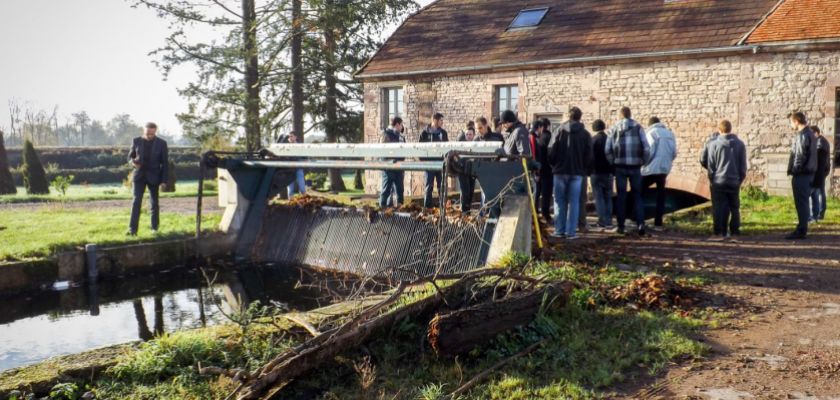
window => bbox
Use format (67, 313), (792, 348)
(509, 7), (549, 29)
(382, 87), (404, 129)
(495, 85), (519, 117)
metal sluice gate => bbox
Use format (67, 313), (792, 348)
(210, 142), (532, 280)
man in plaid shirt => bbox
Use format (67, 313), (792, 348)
(605, 107), (651, 235)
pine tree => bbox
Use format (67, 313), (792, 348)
(0, 130), (17, 195)
(22, 139), (49, 194)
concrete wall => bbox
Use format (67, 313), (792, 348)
(363, 50), (840, 197)
(0, 234), (235, 296)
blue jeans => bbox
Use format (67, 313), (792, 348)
(591, 173), (614, 227)
(379, 171), (405, 208)
(553, 175), (583, 237)
(287, 169), (306, 197)
(614, 167), (644, 231)
(811, 186), (827, 221)
(423, 171), (443, 208)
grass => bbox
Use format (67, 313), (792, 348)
(668, 187), (840, 235)
(0, 206), (221, 262)
(0, 180), (218, 205)
(6, 253), (715, 399)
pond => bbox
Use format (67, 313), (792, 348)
(0, 264), (334, 372)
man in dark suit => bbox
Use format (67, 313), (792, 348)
(127, 122), (169, 235)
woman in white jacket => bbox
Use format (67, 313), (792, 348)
(641, 117), (678, 231)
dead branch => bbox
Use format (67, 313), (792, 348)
(282, 314), (322, 337)
(447, 338), (547, 400)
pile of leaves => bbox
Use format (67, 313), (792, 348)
(271, 194), (346, 209)
(609, 274), (693, 310)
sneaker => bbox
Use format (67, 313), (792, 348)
(549, 233), (566, 239)
(785, 232), (807, 240)
(707, 236), (725, 242)
(726, 235), (740, 243)
(652, 225), (665, 232)
(615, 227), (626, 235)
(126, 230), (137, 237)
(566, 235), (580, 241)
(808, 218), (817, 224)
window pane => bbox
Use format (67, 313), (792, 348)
(510, 8), (549, 29)
(510, 86), (519, 112)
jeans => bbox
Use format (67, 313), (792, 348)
(792, 174), (814, 235)
(615, 167), (645, 231)
(129, 177), (160, 233)
(458, 174), (476, 211)
(711, 184), (740, 236)
(811, 184), (827, 221)
(287, 169), (306, 197)
(379, 171), (405, 208)
(642, 174), (667, 227)
(591, 173), (614, 227)
(423, 171), (443, 208)
(553, 175), (583, 237)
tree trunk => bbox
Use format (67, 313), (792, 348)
(427, 282), (574, 357)
(291, 0), (304, 141)
(322, 4), (346, 193)
(242, 0), (261, 152)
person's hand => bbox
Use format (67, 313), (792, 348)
(132, 159), (142, 168)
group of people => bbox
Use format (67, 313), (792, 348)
(378, 107), (681, 241)
(702, 111), (832, 242)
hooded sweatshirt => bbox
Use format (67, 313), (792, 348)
(642, 122), (677, 176)
(548, 120), (593, 176)
(706, 133), (747, 188)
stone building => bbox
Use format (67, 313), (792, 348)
(356, 0), (840, 198)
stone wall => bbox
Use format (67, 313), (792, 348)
(363, 50), (840, 197)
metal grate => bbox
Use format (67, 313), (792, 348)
(254, 207), (488, 280)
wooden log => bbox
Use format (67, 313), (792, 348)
(427, 281), (573, 357)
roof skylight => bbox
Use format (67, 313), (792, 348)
(509, 7), (549, 29)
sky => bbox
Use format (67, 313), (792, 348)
(0, 0), (435, 138)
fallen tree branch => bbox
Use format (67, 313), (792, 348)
(447, 338), (547, 399)
(282, 314), (322, 337)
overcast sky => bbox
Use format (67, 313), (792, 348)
(0, 0), (434, 137)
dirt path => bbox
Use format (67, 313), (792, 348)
(0, 196), (222, 215)
(605, 227), (840, 399)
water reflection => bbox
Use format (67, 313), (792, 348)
(0, 265), (324, 372)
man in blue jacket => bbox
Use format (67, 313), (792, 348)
(786, 112), (818, 240)
(419, 113), (448, 208)
(642, 117), (677, 231)
(380, 117), (406, 208)
(127, 122), (169, 235)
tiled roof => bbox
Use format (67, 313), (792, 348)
(358, 0), (781, 78)
(747, 0), (840, 43)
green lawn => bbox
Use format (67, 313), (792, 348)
(0, 207), (221, 262)
(0, 180), (217, 205)
(668, 190), (840, 235)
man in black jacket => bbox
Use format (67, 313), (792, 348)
(537, 118), (554, 218)
(419, 113), (448, 208)
(705, 120), (747, 241)
(127, 122), (169, 235)
(590, 119), (614, 229)
(548, 107), (592, 240)
(786, 111), (818, 240)
(380, 117), (406, 208)
(810, 125), (831, 222)
(499, 110), (532, 158)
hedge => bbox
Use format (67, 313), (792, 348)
(10, 162), (215, 186)
(5, 146), (202, 170)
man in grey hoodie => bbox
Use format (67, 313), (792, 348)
(605, 107), (651, 235)
(786, 111), (818, 240)
(642, 117), (677, 231)
(705, 120), (747, 241)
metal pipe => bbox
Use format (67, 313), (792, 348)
(240, 159), (445, 172)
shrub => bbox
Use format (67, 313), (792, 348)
(51, 175), (75, 197)
(0, 130), (16, 195)
(306, 171), (327, 190)
(22, 139), (49, 194)
(162, 160), (176, 193)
